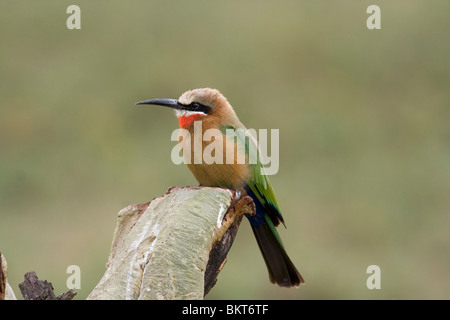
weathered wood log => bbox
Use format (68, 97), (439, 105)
(87, 186), (255, 300)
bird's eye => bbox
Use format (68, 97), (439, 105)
(186, 101), (212, 114)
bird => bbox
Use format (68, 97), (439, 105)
(136, 88), (304, 287)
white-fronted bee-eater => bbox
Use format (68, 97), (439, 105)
(136, 88), (304, 287)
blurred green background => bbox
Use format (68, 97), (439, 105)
(1, 0), (449, 300)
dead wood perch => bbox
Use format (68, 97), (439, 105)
(18, 271), (76, 300)
(88, 186), (255, 300)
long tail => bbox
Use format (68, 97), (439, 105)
(249, 220), (305, 287)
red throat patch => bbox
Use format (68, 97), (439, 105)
(178, 114), (203, 128)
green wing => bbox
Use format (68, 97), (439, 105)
(220, 125), (306, 286)
(220, 125), (285, 228)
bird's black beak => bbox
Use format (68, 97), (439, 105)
(136, 98), (212, 114)
(135, 98), (184, 110)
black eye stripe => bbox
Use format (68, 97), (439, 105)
(182, 102), (212, 114)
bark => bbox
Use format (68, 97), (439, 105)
(18, 271), (76, 300)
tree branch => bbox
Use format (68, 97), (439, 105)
(88, 186), (255, 300)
